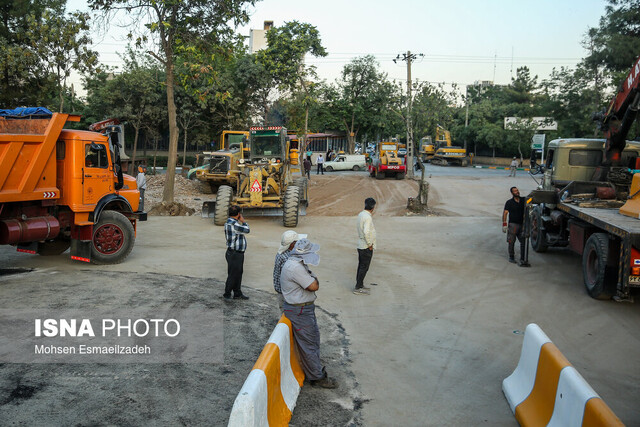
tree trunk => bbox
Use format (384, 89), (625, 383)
(182, 127), (188, 166)
(303, 106), (309, 149)
(153, 136), (158, 171)
(58, 82), (64, 113)
(130, 125), (140, 175)
(162, 57), (179, 203)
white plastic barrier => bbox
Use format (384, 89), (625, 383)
(228, 315), (305, 427)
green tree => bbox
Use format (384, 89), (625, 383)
(336, 55), (393, 152)
(83, 50), (166, 172)
(89, 0), (256, 203)
(258, 21), (327, 147)
(0, 0), (73, 108)
(26, 9), (98, 112)
(411, 82), (456, 149)
(585, 0), (640, 80)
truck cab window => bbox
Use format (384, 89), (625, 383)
(568, 149), (602, 166)
(85, 143), (107, 168)
(545, 149), (554, 169)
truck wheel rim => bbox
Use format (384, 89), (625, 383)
(94, 224), (124, 254)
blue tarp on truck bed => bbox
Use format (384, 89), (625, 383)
(0, 107), (53, 117)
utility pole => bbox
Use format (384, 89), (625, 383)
(464, 85), (469, 152)
(394, 51), (423, 179)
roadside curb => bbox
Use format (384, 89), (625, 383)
(502, 324), (622, 426)
(228, 315), (305, 427)
(473, 165), (530, 171)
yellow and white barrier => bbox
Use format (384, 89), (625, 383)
(228, 315), (305, 427)
(502, 323), (623, 426)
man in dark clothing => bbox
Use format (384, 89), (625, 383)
(502, 187), (526, 264)
(224, 205), (250, 300)
(303, 157), (311, 180)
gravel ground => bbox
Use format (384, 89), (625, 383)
(0, 269), (360, 426)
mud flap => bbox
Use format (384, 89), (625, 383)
(201, 201), (306, 218)
(70, 239), (92, 263)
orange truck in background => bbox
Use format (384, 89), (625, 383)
(0, 108), (146, 264)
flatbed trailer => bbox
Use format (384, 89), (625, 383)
(556, 202), (640, 299)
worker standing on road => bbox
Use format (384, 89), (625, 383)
(281, 238), (337, 389)
(223, 205), (250, 300)
(303, 157), (312, 180)
(136, 165), (147, 211)
(509, 157), (518, 177)
(354, 197), (377, 295)
(316, 154), (325, 175)
(273, 230), (299, 309)
(502, 187), (526, 265)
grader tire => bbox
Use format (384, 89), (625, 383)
(395, 172), (405, 180)
(293, 177), (308, 205)
(375, 170), (385, 180)
(214, 185), (233, 226)
(283, 185), (301, 227)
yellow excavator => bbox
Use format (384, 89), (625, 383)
(426, 125), (469, 166)
(420, 125), (453, 161)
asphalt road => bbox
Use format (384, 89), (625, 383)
(1, 167), (639, 426)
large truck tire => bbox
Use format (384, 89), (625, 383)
(582, 233), (615, 300)
(293, 177), (308, 206)
(530, 207), (548, 253)
(395, 172), (405, 180)
(91, 211), (135, 265)
(283, 185), (301, 227)
(213, 185), (233, 226)
(37, 239), (70, 256)
(375, 170), (385, 180)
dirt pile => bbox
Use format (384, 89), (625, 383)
(148, 201), (196, 216)
(145, 173), (206, 215)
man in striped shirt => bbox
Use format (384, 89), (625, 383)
(273, 230), (300, 308)
(224, 205), (250, 300)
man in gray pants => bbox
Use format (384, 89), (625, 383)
(280, 239), (337, 389)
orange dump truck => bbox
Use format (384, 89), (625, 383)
(0, 108), (146, 264)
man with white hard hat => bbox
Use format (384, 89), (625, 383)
(273, 230), (303, 308)
(280, 238), (337, 388)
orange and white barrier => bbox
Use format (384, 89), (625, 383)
(502, 323), (623, 426)
(228, 315), (305, 427)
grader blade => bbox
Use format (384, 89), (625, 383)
(200, 201), (306, 218)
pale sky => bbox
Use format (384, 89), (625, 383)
(69, 0), (608, 93)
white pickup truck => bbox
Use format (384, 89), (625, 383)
(324, 154), (366, 171)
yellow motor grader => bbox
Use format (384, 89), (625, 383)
(202, 126), (308, 227)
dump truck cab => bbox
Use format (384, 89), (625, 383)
(0, 109), (145, 264)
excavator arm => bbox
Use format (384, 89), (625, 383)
(594, 55), (640, 178)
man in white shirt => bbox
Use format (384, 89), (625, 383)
(354, 197), (377, 295)
(509, 157), (518, 177)
(136, 165), (147, 211)
(281, 239), (337, 389)
(316, 154), (325, 175)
